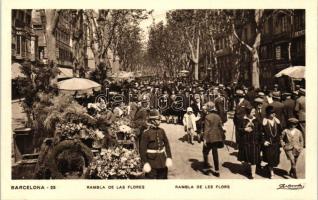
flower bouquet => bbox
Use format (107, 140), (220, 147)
(108, 117), (136, 141)
(87, 147), (143, 179)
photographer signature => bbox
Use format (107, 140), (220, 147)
(277, 184), (304, 190)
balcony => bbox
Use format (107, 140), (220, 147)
(292, 30), (305, 38)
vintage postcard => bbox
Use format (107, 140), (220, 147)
(1, 0), (317, 199)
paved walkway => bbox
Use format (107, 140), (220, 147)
(162, 120), (305, 179)
(11, 101), (305, 179)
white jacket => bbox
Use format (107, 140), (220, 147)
(183, 113), (199, 132)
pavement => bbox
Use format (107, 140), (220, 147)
(161, 119), (305, 179)
(11, 101), (305, 179)
(12, 100), (27, 130)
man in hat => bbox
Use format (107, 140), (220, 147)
(134, 97), (150, 152)
(246, 86), (257, 106)
(282, 92), (296, 120)
(258, 91), (265, 99)
(263, 90), (273, 105)
(191, 94), (202, 116)
(128, 95), (139, 120)
(273, 84), (281, 95)
(254, 97), (266, 123)
(202, 101), (225, 177)
(281, 117), (303, 178)
(140, 109), (172, 179)
(295, 88), (305, 147)
(97, 108), (116, 149)
(182, 90), (192, 119)
(233, 89), (252, 146)
(294, 84), (301, 95)
(199, 87), (208, 104)
(214, 89), (228, 124)
(271, 91), (286, 129)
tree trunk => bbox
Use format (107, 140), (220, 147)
(251, 48), (260, 88)
(44, 10), (59, 63)
(194, 34), (200, 80)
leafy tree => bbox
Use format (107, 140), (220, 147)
(225, 9), (294, 88)
(84, 10), (149, 84)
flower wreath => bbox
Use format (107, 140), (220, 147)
(47, 140), (94, 179)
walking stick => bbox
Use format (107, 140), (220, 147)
(225, 136), (230, 152)
(231, 120), (236, 147)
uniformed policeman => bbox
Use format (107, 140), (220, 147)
(140, 109), (173, 179)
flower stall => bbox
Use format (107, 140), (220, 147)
(34, 94), (143, 179)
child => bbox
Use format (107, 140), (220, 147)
(183, 107), (199, 144)
(281, 118), (304, 179)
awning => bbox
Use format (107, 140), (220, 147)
(57, 67), (73, 79)
(12, 63), (26, 79)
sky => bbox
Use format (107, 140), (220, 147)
(139, 10), (168, 42)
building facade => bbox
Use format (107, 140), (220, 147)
(234, 9), (305, 89)
(12, 9), (37, 65)
(32, 10), (74, 79)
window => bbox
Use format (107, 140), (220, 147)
(17, 11), (24, 23)
(295, 38), (305, 55)
(21, 38), (25, 57)
(282, 16), (288, 32)
(263, 21), (269, 34)
(16, 35), (21, 55)
(261, 46), (268, 59)
(12, 10), (16, 24)
(25, 14), (31, 27)
(275, 46), (281, 60)
(275, 15), (289, 34)
(294, 11), (305, 31)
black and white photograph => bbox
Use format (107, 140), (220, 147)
(10, 9), (307, 181)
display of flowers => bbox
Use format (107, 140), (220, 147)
(109, 118), (136, 141)
(88, 147), (143, 179)
(56, 122), (102, 141)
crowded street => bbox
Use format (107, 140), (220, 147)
(12, 100), (305, 179)
(10, 9), (306, 180)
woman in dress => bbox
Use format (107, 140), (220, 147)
(237, 107), (262, 179)
(262, 105), (282, 178)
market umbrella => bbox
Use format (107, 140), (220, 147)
(57, 78), (101, 91)
(275, 66), (305, 79)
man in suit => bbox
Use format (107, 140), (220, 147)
(134, 98), (150, 152)
(270, 91), (286, 129)
(202, 102), (225, 177)
(233, 90), (252, 146)
(140, 109), (172, 179)
(295, 88), (306, 147)
(282, 92), (296, 120)
(246, 86), (257, 106)
(254, 97), (265, 123)
(214, 89), (228, 124)
(191, 94), (202, 117)
(199, 87), (208, 104)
